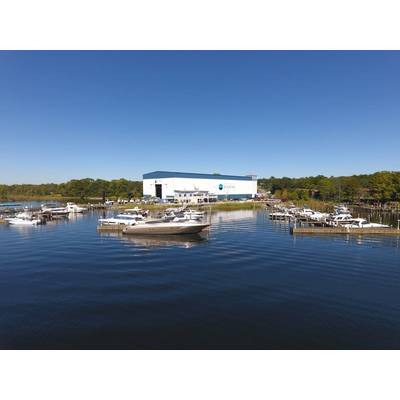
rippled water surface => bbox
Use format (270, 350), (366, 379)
(1, 209), (400, 349)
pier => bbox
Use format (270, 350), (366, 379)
(291, 226), (400, 235)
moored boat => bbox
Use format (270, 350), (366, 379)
(66, 202), (87, 213)
(347, 218), (390, 229)
(41, 203), (69, 217)
(123, 220), (210, 235)
(4, 208), (43, 225)
(326, 213), (354, 227)
(98, 213), (145, 227)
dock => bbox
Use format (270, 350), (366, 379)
(291, 226), (400, 235)
(97, 224), (125, 232)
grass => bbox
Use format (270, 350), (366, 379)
(206, 201), (264, 211)
(117, 201), (265, 211)
(0, 195), (86, 202)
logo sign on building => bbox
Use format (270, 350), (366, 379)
(218, 184), (224, 190)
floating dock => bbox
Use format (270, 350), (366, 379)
(291, 226), (400, 235)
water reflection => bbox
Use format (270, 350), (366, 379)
(293, 231), (400, 249)
(100, 231), (208, 249)
(67, 212), (85, 221)
(210, 210), (256, 223)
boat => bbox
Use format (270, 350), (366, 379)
(162, 207), (205, 222)
(308, 211), (330, 222)
(5, 218), (42, 226)
(298, 208), (315, 218)
(41, 203), (69, 217)
(4, 208), (42, 225)
(66, 202), (87, 213)
(326, 213), (354, 227)
(98, 213), (145, 227)
(123, 219), (210, 235)
(334, 204), (351, 214)
(122, 207), (149, 217)
(269, 211), (293, 220)
(348, 218), (390, 229)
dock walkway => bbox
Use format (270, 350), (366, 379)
(291, 226), (400, 235)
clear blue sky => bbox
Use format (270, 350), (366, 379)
(1, 51), (399, 184)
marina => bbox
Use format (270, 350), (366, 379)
(1, 207), (400, 349)
(266, 201), (399, 235)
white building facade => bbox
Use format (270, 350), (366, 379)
(143, 171), (257, 201)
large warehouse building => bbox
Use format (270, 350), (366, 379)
(143, 171), (257, 203)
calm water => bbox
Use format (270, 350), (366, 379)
(1, 209), (400, 349)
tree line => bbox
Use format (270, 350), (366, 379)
(258, 171), (400, 203)
(1, 171), (400, 203)
(0, 178), (143, 200)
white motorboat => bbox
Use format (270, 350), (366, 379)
(66, 202), (87, 213)
(308, 211), (330, 222)
(5, 217), (41, 225)
(5, 208), (42, 225)
(165, 212), (204, 222)
(334, 204), (351, 214)
(348, 218), (390, 229)
(183, 210), (204, 220)
(298, 208), (315, 218)
(98, 213), (145, 226)
(123, 219), (210, 235)
(326, 213), (354, 226)
(41, 203), (69, 216)
(163, 207), (205, 222)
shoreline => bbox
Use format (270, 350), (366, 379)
(1, 198), (266, 212)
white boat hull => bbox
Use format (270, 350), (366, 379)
(123, 222), (210, 235)
(6, 218), (41, 225)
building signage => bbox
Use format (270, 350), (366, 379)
(219, 183), (235, 190)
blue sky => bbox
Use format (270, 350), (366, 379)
(0, 51), (399, 184)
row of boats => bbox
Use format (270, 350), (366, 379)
(98, 206), (210, 235)
(2, 203), (87, 225)
(269, 204), (390, 228)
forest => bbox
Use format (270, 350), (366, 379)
(258, 171), (400, 203)
(0, 178), (143, 200)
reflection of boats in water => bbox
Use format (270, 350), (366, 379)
(121, 233), (206, 248)
(211, 210), (256, 223)
(100, 231), (207, 248)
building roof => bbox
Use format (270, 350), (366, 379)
(143, 171), (257, 181)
